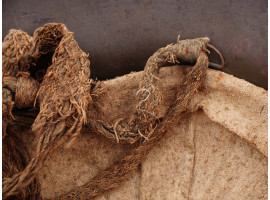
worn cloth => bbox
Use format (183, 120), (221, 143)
(18, 67), (267, 199)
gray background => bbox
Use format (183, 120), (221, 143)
(3, 0), (268, 89)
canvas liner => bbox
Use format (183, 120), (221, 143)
(2, 23), (267, 199)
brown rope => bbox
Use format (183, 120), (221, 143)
(88, 37), (210, 144)
(2, 23), (218, 200)
(3, 130), (42, 200)
(3, 23), (91, 199)
(2, 29), (38, 77)
(2, 29), (39, 138)
(54, 52), (209, 200)
(2, 75), (39, 139)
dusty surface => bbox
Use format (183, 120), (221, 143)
(19, 66), (267, 199)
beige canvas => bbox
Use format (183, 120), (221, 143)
(18, 67), (267, 199)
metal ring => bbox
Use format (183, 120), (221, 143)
(207, 43), (225, 70)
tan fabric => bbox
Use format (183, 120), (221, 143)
(21, 67), (268, 199)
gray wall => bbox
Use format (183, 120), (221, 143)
(3, 0), (267, 89)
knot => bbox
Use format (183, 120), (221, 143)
(15, 76), (39, 109)
(3, 75), (40, 109)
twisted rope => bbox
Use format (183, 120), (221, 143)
(88, 37), (210, 144)
(54, 52), (209, 200)
(2, 23), (216, 200)
(3, 23), (91, 199)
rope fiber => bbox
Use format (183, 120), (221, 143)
(2, 23), (215, 200)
